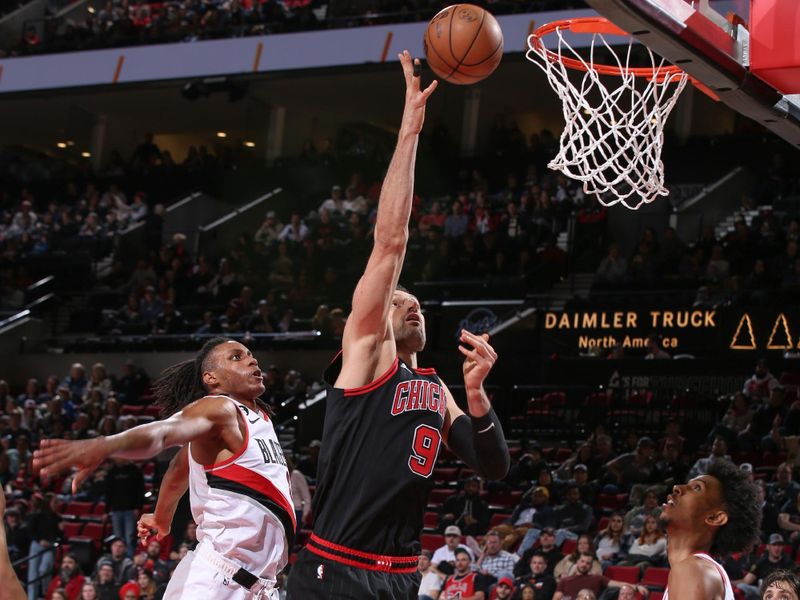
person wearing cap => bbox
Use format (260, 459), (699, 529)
(605, 436), (657, 493)
(552, 553), (649, 600)
(254, 211), (283, 247)
(493, 485), (552, 553)
(440, 477), (490, 536)
(760, 569), (800, 600)
(92, 560), (120, 600)
(318, 185), (347, 217)
(569, 464), (598, 507)
(740, 463), (755, 482)
(0, 487), (26, 600)
(489, 576), (514, 600)
(515, 528), (561, 578)
(737, 534), (794, 600)
(418, 549), (443, 600)
(45, 554), (86, 600)
(514, 552), (556, 600)
(118, 582), (140, 600)
(432, 526), (475, 571)
(94, 538), (136, 586)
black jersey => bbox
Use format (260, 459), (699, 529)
(311, 352), (446, 555)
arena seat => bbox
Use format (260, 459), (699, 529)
(489, 513), (511, 528)
(421, 533), (444, 553)
(641, 567), (670, 590)
(561, 538), (577, 555)
(428, 489), (454, 504)
(61, 521), (83, 538)
(423, 512), (438, 529)
(64, 501), (94, 518)
(605, 565), (640, 583)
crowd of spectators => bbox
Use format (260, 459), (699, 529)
(3, 356), (800, 599)
(4, 0), (590, 57)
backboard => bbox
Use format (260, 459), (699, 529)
(584, 0), (800, 147)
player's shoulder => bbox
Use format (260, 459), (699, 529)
(183, 394), (240, 420)
(670, 555), (724, 592)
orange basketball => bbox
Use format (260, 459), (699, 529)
(423, 4), (504, 85)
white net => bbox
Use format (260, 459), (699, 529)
(526, 19), (689, 210)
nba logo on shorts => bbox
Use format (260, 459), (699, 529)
(316, 564), (324, 580)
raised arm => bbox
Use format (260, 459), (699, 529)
(34, 395), (239, 493)
(441, 331), (510, 480)
(337, 51), (437, 388)
(138, 446), (190, 543)
(0, 488), (26, 600)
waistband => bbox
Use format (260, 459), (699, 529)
(306, 533), (419, 574)
(195, 541), (276, 592)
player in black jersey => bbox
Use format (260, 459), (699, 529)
(286, 51), (510, 600)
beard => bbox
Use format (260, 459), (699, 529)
(394, 323), (426, 351)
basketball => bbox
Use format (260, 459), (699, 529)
(423, 4), (504, 85)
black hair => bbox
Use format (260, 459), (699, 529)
(151, 337), (231, 418)
(760, 570), (800, 596)
(453, 547), (471, 559)
(706, 459), (762, 555)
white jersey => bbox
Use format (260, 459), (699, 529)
(663, 553), (734, 600)
(188, 396), (295, 580)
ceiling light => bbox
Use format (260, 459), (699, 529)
(81, 151), (91, 158)
(56, 142), (67, 149)
(216, 132), (227, 138)
(87, 6), (95, 12)
(244, 141), (255, 148)
(66, 140), (75, 146)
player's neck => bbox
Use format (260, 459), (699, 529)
(397, 348), (417, 368)
(666, 528), (713, 566)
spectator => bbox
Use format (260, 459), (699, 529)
(514, 553), (556, 600)
(760, 570), (800, 600)
(94, 538), (135, 585)
(254, 211), (283, 246)
(552, 553), (648, 600)
(594, 512), (629, 569)
(78, 582), (98, 600)
(418, 550), (443, 600)
(286, 455), (312, 527)
(117, 583), (139, 600)
(489, 576), (514, 600)
(26, 493), (60, 600)
(318, 185), (346, 216)
(515, 528), (561, 577)
(739, 387), (788, 451)
(595, 243), (627, 286)
(737, 534), (794, 600)
(498, 486), (552, 551)
(136, 570), (159, 600)
(153, 300), (186, 334)
(605, 437), (657, 492)
(743, 359), (780, 400)
(688, 436), (731, 479)
(105, 459), (145, 556)
(617, 584), (638, 600)
(297, 440), (320, 480)
(623, 488), (663, 537)
(444, 202), (469, 239)
(644, 334), (671, 360)
(550, 484), (593, 544)
(45, 554), (86, 600)
(777, 490), (800, 545)
(113, 360), (148, 405)
(278, 213), (310, 243)
(440, 548), (485, 600)
(61, 363), (88, 403)
(618, 515), (667, 568)
(554, 535), (601, 581)
(432, 526), (474, 572)
(476, 531), (518, 581)
(91, 561), (119, 600)
(440, 477), (491, 536)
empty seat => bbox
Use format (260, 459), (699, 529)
(605, 565), (640, 583)
(64, 502), (94, 518)
(421, 533), (444, 553)
(641, 567), (670, 590)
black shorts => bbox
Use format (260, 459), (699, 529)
(286, 547), (421, 600)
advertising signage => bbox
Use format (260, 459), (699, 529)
(541, 308), (800, 356)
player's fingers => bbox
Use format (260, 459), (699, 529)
(398, 50), (413, 80)
(420, 78), (438, 100)
(72, 468), (92, 495)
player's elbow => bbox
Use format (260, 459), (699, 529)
(373, 226), (408, 250)
(477, 453), (511, 481)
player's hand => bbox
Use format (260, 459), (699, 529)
(459, 330), (497, 390)
(33, 437), (108, 494)
(398, 50), (438, 135)
(137, 513), (170, 543)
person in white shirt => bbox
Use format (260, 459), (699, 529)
(418, 550), (443, 600)
(432, 526), (474, 569)
(287, 455), (312, 527)
(318, 185), (347, 216)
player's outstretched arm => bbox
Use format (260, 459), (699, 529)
(441, 331), (510, 480)
(138, 445), (190, 543)
(338, 51), (437, 385)
(34, 395), (237, 493)
(0, 488), (26, 600)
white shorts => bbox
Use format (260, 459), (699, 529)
(162, 549), (280, 600)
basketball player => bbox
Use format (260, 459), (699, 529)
(286, 51), (509, 599)
(660, 460), (761, 599)
(33, 337), (293, 600)
(0, 488), (26, 600)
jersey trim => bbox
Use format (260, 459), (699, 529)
(413, 367), (437, 375)
(342, 357), (400, 397)
(306, 534), (418, 573)
(206, 464), (296, 547)
(203, 405), (250, 471)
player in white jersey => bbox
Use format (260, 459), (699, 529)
(34, 337), (293, 600)
(659, 460), (761, 600)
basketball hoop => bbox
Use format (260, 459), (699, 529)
(526, 17), (689, 210)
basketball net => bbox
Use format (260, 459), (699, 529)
(526, 18), (689, 210)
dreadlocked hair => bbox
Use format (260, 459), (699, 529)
(152, 337), (231, 418)
(706, 459), (762, 555)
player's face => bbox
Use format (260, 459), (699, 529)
(205, 341), (265, 400)
(390, 291), (426, 352)
(763, 581), (800, 600)
(454, 552), (471, 574)
(660, 475), (727, 531)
